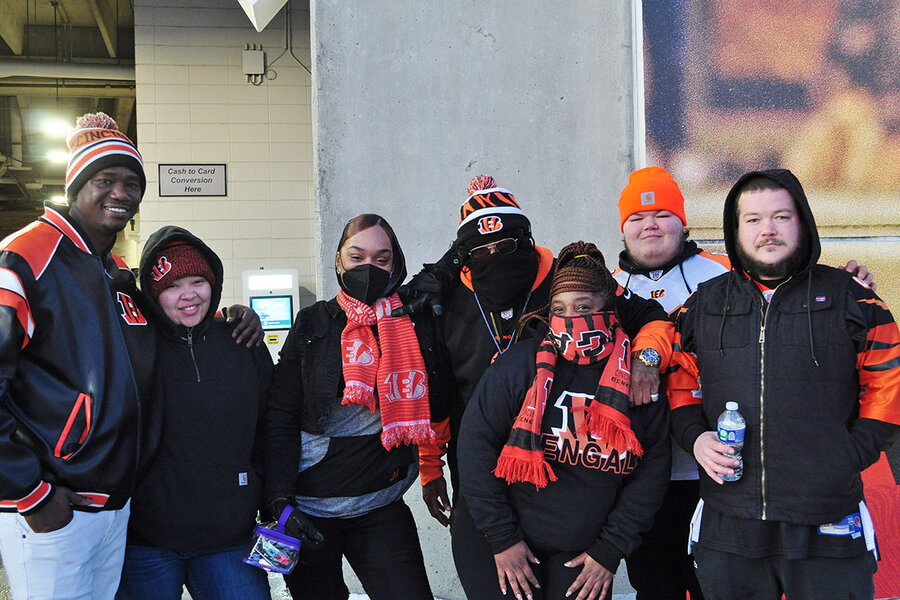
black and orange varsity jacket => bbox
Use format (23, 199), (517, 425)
(0, 204), (161, 515)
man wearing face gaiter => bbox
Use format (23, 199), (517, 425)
(417, 176), (672, 533)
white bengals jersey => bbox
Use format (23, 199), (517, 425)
(613, 250), (730, 314)
(614, 249), (730, 480)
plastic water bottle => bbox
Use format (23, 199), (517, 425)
(716, 402), (745, 482)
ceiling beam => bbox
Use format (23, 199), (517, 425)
(0, 0), (26, 55)
(84, 0), (118, 58)
(0, 84), (135, 98)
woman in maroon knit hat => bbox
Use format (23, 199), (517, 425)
(454, 241), (672, 600)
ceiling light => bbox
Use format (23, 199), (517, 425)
(47, 149), (68, 163)
(50, 194), (67, 204)
(43, 119), (71, 138)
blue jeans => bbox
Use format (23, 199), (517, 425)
(116, 543), (270, 600)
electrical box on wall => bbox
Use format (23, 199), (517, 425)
(242, 45), (266, 76)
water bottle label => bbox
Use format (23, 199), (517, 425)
(818, 513), (862, 539)
(717, 427), (745, 444)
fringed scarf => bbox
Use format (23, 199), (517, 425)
(336, 291), (435, 449)
(493, 310), (642, 488)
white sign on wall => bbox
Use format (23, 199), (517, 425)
(158, 164), (226, 197)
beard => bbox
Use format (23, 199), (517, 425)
(736, 233), (808, 281)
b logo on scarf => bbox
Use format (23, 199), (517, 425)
(344, 339), (375, 366)
(381, 369), (427, 402)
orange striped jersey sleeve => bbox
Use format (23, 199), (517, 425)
(850, 282), (900, 425)
(667, 301), (703, 411)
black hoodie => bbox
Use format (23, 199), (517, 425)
(669, 169), (900, 526)
(127, 226), (273, 553)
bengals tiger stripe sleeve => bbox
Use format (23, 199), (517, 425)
(666, 293), (709, 456)
(846, 282), (900, 469)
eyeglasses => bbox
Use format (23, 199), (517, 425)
(468, 237), (518, 260)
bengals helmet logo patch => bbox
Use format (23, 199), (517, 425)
(477, 216), (503, 235)
(152, 256), (172, 282)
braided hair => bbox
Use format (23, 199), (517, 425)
(518, 241), (616, 335)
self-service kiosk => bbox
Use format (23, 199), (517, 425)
(242, 268), (299, 361)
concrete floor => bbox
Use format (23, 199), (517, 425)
(0, 484), (637, 599)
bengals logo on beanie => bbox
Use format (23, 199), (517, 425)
(617, 166), (686, 231)
(149, 243), (215, 298)
(152, 256), (172, 282)
(457, 174), (531, 242)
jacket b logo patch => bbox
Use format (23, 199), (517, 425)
(641, 191), (656, 206)
(477, 216), (503, 235)
(152, 256), (172, 282)
(116, 292), (147, 326)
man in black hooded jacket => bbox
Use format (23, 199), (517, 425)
(669, 168), (900, 599)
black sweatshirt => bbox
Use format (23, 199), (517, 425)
(458, 337), (671, 572)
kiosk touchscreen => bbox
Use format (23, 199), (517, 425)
(242, 268), (300, 361)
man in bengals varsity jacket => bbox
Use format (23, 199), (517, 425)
(0, 113), (159, 600)
(668, 168), (900, 599)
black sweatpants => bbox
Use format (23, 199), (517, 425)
(625, 479), (704, 600)
(282, 500), (432, 600)
(451, 497), (612, 600)
(693, 542), (876, 600)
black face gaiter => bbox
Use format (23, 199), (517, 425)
(338, 264), (391, 305)
(467, 249), (539, 311)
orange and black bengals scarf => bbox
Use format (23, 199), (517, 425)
(493, 311), (642, 488)
(336, 291), (435, 449)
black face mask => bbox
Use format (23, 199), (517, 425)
(338, 263), (391, 305)
(467, 248), (539, 311)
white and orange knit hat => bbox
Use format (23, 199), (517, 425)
(65, 112), (145, 200)
(456, 174), (530, 242)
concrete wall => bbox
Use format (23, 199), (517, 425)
(133, 0), (315, 308)
(312, 0), (637, 299)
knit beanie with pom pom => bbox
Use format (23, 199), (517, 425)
(65, 112), (145, 201)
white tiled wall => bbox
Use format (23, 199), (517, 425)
(133, 0), (315, 308)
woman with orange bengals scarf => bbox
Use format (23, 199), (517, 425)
(263, 214), (453, 600)
(454, 241), (671, 600)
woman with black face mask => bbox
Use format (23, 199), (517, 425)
(263, 213), (452, 600)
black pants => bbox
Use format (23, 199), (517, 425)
(451, 497), (612, 600)
(693, 542), (876, 600)
(625, 479), (703, 600)
(282, 500), (432, 600)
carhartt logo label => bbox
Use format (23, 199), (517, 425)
(238, 472), (248, 486)
(640, 191), (656, 206)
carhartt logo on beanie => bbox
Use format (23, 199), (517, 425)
(65, 112), (145, 201)
(457, 175), (530, 242)
(149, 243), (214, 298)
(618, 166), (686, 231)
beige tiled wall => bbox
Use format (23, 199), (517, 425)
(132, 0), (315, 308)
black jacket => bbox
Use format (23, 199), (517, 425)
(127, 226), (273, 553)
(440, 253), (668, 489)
(459, 337), (671, 572)
(265, 297), (453, 502)
(0, 204), (160, 514)
(670, 169), (900, 525)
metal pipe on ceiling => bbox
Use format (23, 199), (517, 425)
(0, 59), (134, 81)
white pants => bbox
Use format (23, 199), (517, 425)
(0, 502), (130, 600)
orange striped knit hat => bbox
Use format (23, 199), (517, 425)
(65, 112), (145, 201)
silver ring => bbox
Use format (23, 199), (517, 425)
(649, 393), (659, 402)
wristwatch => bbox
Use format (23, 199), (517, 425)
(633, 347), (661, 369)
